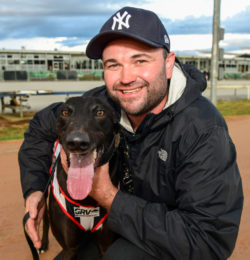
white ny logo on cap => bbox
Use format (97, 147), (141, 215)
(112, 11), (131, 30)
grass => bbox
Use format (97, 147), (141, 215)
(217, 99), (250, 117)
(0, 125), (29, 141)
(0, 100), (249, 141)
(0, 113), (32, 141)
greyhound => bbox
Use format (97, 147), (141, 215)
(24, 96), (120, 260)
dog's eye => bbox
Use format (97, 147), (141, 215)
(96, 110), (105, 117)
(61, 109), (69, 117)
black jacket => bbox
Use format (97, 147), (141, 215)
(18, 64), (243, 259)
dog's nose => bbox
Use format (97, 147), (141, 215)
(65, 132), (90, 152)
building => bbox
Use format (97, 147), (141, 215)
(0, 48), (249, 81)
(177, 52), (250, 80)
(0, 49), (103, 80)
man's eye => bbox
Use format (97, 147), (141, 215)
(96, 110), (105, 117)
(107, 64), (119, 70)
(136, 59), (147, 64)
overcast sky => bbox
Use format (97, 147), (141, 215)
(0, 0), (249, 55)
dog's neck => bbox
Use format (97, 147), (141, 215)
(60, 147), (69, 173)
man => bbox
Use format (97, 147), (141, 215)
(19, 6), (243, 260)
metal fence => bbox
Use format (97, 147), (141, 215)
(1, 70), (103, 81)
(203, 87), (250, 101)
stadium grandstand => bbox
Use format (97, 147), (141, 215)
(0, 48), (249, 81)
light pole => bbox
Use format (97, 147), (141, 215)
(210, 0), (221, 105)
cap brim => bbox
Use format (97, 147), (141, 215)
(86, 31), (162, 59)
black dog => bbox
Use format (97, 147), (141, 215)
(25, 96), (120, 260)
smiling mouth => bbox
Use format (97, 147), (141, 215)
(122, 87), (142, 94)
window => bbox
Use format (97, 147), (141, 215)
(88, 60), (92, 69)
(54, 55), (63, 59)
(75, 62), (81, 69)
(94, 60), (98, 69)
(82, 60), (87, 69)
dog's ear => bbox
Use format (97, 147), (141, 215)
(111, 108), (120, 131)
(114, 116), (120, 128)
(114, 132), (120, 148)
(55, 102), (68, 140)
(55, 103), (64, 135)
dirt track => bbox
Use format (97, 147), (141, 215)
(0, 116), (249, 260)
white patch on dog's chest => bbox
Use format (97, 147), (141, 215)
(74, 206), (100, 231)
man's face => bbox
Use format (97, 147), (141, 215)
(102, 38), (175, 116)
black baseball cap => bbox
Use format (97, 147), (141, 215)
(86, 6), (170, 59)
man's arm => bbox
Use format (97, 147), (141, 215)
(90, 163), (118, 211)
(19, 102), (62, 248)
(18, 102), (62, 199)
(93, 126), (243, 260)
(24, 191), (45, 249)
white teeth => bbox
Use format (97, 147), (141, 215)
(69, 150), (97, 162)
(123, 88), (141, 94)
(93, 149), (97, 160)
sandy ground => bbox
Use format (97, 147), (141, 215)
(0, 116), (249, 260)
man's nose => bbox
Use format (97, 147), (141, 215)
(120, 65), (137, 85)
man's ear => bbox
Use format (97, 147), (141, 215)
(165, 52), (175, 79)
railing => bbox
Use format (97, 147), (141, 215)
(0, 70), (104, 81)
(203, 83), (250, 101)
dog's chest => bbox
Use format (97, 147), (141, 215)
(51, 142), (108, 232)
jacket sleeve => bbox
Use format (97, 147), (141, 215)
(107, 125), (243, 259)
(18, 102), (62, 199)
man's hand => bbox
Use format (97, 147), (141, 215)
(90, 163), (118, 211)
(25, 191), (45, 249)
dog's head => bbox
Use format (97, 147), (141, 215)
(56, 96), (119, 200)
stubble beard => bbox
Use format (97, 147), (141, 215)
(107, 67), (169, 116)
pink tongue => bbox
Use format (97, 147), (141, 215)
(67, 153), (94, 200)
